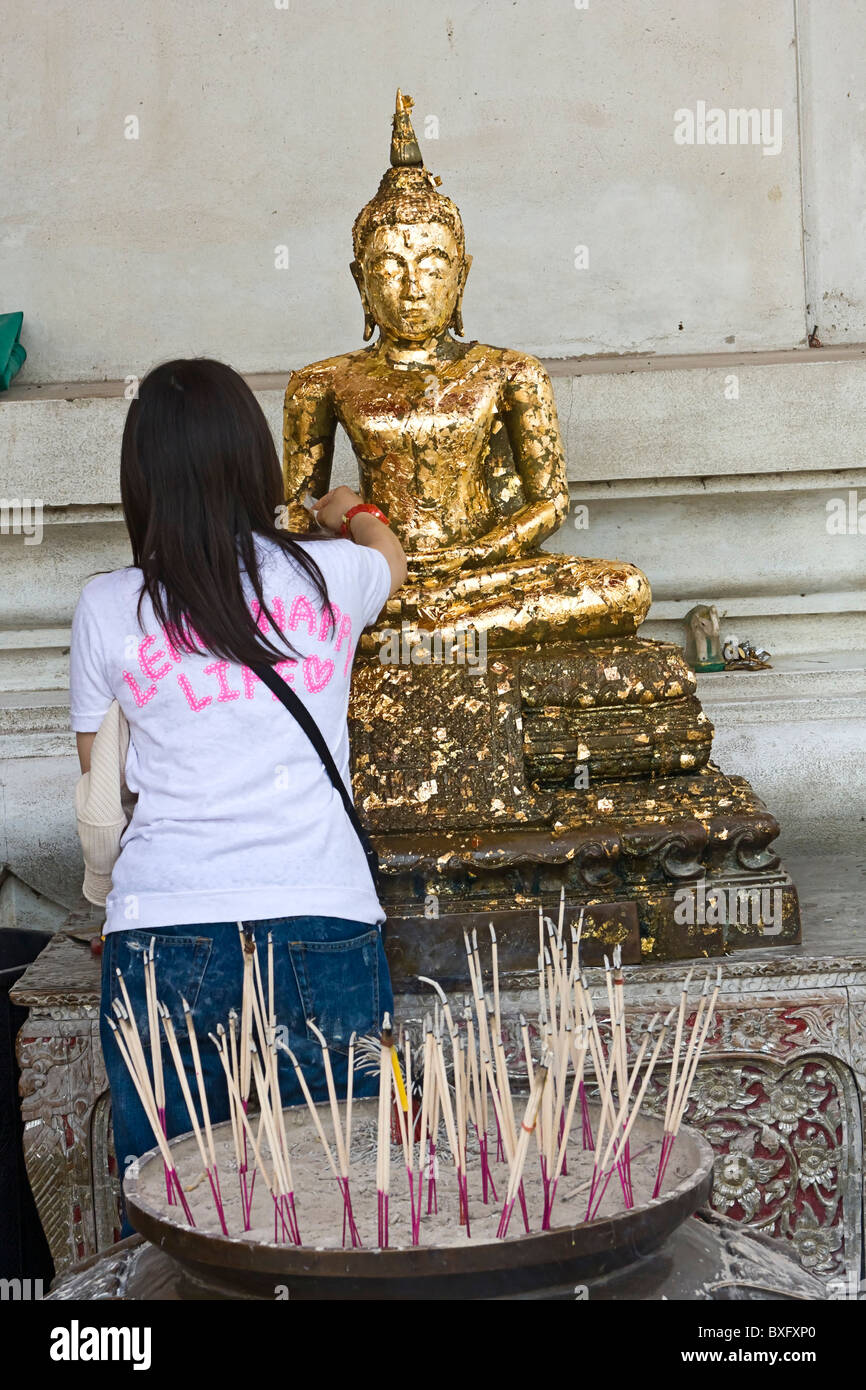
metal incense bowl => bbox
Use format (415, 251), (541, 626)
(125, 1100), (713, 1301)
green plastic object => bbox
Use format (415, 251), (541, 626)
(0, 312), (26, 390)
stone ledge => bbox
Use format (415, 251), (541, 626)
(6, 343), (866, 402)
(7, 353), (866, 504)
(3, 651), (863, 749)
(698, 652), (866, 726)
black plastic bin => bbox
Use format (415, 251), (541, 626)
(0, 928), (55, 1282)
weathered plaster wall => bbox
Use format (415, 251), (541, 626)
(5, 0), (806, 382)
(798, 0), (866, 343)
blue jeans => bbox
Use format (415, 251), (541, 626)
(100, 916), (393, 1236)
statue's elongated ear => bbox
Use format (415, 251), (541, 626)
(450, 254), (472, 338)
(350, 259), (376, 342)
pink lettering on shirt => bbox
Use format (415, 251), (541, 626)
(138, 635), (172, 682)
(272, 659), (297, 695)
(288, 594), (317, 637)
(177, 673), (213, 713)
(319, 603), (339, 642)
(204, 660), (240, 702)
(163, 621), (205, 660)
(240, 660), (297, 700)
(333, 613), (354, 676)
(252, 597), (286, 636)
(123, 670), (158, 707)
(121, 587), (349, 716)
(303, 655), (334, 693)
(162, 625), (185, 662)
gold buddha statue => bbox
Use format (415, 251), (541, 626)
(283, 91), (650, 649)
(281, 91), (800, 968)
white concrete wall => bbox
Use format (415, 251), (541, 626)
(5, 0), (807, 383)
(798, 0), (866, 342)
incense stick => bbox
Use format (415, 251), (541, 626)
(159, 1002), (228, 1234)
(497, 1050), (550, 1238)
(588, 1010), (671, 1221)
(105, 1012), (196, 1225)
(655, 968), (722, 1196)
(307, 1020), (361, 1248)
(249, 1042), (300, 1244)
(210, 1030), (285, 1230)
(142, 942), (172, 1205)
(545, 1028), (589, 1224)
(377, 1013), (393, 1247)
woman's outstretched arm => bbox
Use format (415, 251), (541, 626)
(313, 486), (407, 597)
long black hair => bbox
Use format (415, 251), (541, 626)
(120, 358), (332, 666)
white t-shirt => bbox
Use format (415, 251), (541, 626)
(69, 536), (391, 934)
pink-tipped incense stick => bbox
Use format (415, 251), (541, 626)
(376, 1014), (393, 1247)
(106, 1008), (195, 1226)
(654, 968), (721, 1197)
(159, 1002), (228, 1234)
(210, 1030), (287, 1235)
(141, 942), (172, 1204)
(307, 1019), (361, 1248)
(497, 1049), (550, 1239)
(587, 1010), (670, 1221)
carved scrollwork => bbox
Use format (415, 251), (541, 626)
(620, 822), (707, 883)
(571, 838), (620, 889)
(726, 820), (781, 873)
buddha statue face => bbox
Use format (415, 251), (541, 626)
(361, 222), (461, 340)
(353, 221), (469, 343)
(350, 90), (471, 344)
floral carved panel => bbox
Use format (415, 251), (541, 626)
(17, 1016), (122, 1272)
(644, 1052), (860, 1283)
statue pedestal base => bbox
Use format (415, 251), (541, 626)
(349, 636), (801, 986)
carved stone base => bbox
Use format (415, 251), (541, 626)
(350, 637), (712, 834)
(350, 634), (800, 969)
(520, 638), (713, 784)
(371, 762), (800, 977)
(525, 694), (712, 784)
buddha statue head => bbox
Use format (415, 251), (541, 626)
(351, 90), (472, 343)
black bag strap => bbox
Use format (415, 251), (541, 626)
(250, 662), (380, 891)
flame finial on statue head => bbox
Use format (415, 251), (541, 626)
(352, 87), (465, 261)
(390, 89), (423, 168)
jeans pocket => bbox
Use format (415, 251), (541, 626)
(108, 930), (212, 1043)
(287, 930), (380, 1056)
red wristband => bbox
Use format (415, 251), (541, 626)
(340, 503), (390, 539)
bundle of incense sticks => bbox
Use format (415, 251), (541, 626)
(107, 962), (196, 1227)
(652, 965), (722, 1198)
(106, 911), (721, 1249)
